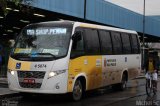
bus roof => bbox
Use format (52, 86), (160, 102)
(27, 20), (137, 34)
(74, 22), (137, 34)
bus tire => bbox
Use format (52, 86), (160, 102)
(72, 79), (83, 101)
(119, 73), (127, 91)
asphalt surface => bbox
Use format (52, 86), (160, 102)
(0, 78), (159, 106)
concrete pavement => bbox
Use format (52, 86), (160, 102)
(0, 78), (154, 106)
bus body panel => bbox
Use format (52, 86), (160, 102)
(68, 54), (141, 92)
(68, 56), (102, 92)
(102, 54), (141, 86)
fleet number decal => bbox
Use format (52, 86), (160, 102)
(34, 64), (47, 68)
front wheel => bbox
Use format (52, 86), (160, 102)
(72, 79), (83, 101)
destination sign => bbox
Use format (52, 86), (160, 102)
(26, 28), (67, 36)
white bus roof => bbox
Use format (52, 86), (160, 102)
(74, 22), (137, 34)
(28, 21), (137, 34)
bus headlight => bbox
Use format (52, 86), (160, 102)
(48, 70), (66, 79)
(8, 69), (15, 76)
(11, 71), (15, 75)
(49, 72), (57, 78)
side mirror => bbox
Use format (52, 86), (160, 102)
(72, 31), (82, 41)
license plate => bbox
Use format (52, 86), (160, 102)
(23, 79), (35, 84)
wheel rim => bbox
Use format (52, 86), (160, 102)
(73, 80), (82, 100)
(122, 80), (127, 89)
(122, 75), (127, 89)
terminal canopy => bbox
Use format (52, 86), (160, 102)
(0, 1), (160, 43)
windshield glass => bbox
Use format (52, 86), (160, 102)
(11, 24), (72, 61)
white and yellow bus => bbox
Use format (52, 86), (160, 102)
(8, 21), (141, 101)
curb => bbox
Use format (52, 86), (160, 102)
(0, 83), (8, 88)
(135, 74), (160, 79)
(135, 76), (145, 79)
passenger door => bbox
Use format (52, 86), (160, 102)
(83, 28), (102, 89)
(68, 28), (87, 92)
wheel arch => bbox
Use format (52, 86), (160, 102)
(72, 73), (87, 92)
(121, 69), (128, 82)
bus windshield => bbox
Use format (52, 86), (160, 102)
(11, 25), (72, 61)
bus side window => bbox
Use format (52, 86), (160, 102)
(84, 29), (100, 55)
(99, 30), (113, 55)
(130, 34), (140, 54)
(111, 31), (123, 54)
(121, 33), (131, 54)
(71, 30), (85, 58)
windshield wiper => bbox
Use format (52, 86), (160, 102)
(11, 53), (29, 57)
(11, 53), (31, 61)
(11, 53), (57, 61)
(32, 53), (57, 58)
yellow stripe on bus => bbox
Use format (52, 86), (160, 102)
(8, 57), (31, 71)
(68, 56), (102, 92)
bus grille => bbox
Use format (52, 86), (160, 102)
(17, 71), (45, 88)
(18, 71), (45, 79)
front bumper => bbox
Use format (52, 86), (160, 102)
(7, 71), (68, 94)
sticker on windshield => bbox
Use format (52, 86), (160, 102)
(42, 49), (59, 55)
(27, 28), (67, 36)
(14, 48), (32, 53)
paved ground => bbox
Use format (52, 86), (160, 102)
(0, 73), (159, 106)
(0, 78), (159, 106)
(0, 78), (18, 98)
